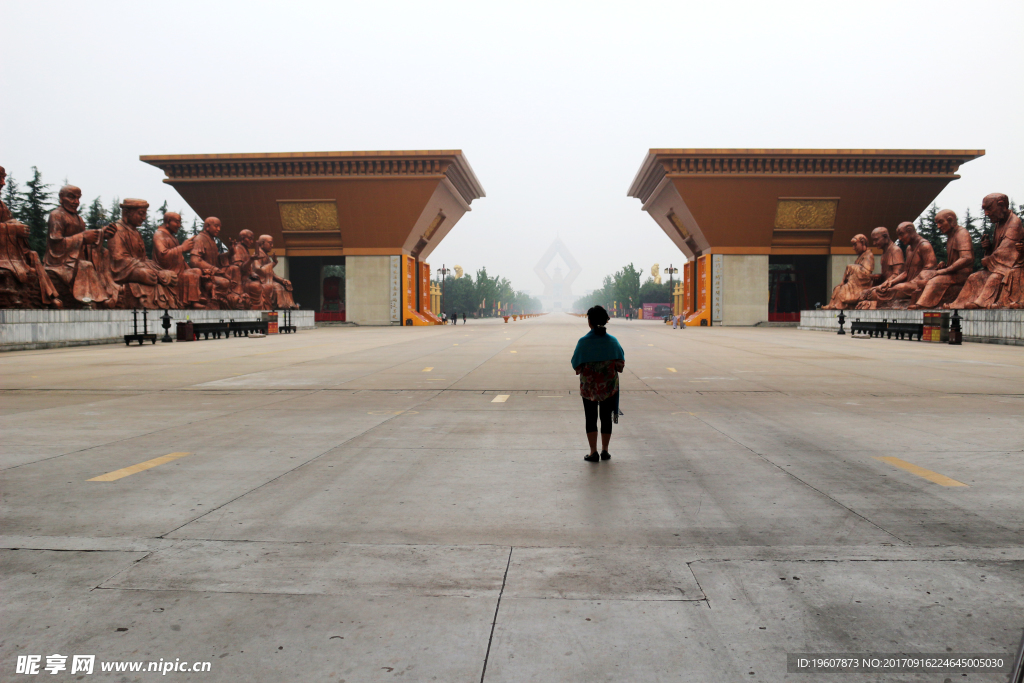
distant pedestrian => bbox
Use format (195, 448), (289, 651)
(571, 305), (624, 463)
(462, 313), (466, 325)
(442, 312), (447, 324)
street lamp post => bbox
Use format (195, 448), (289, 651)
(664, 264), (678, 290)
(437, 264), (450, 321)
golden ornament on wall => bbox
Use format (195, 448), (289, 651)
(774, 198), (839, 230)
(278, 200), (340, 231)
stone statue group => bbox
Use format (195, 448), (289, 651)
(0, 166), (297, 310)
(825, 193), (1024, 310)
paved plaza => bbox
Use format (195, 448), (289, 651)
(2, 314), (1023, 681)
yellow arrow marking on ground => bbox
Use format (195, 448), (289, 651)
(874, 457), (967, 487)
(667, 368), (677, 373)
(422, 367), (433, 372)
(88, 452), (191, 482)
(648, 344), (654, 346)
(510, 350), (517, 353)
(491, 395), (510, 403)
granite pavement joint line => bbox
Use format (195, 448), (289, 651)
(480, 546), (513, 683)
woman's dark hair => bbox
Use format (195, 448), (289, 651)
(587, 305), (610, 336)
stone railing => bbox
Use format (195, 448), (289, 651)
(0, 309), (315, 352)
(798, 309), (1024, 347)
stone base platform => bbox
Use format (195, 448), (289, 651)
(0, 309), (315, 352)
(799, 308), (1024, 346)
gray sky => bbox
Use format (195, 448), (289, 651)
(3, 0), (1021, 298)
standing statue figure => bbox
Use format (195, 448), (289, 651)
(824, 234), (874, 309)
(651, 263), (661, 285)
(229, 229), (264, 309)
(189, 217), (242, 309)
(909, 210), (974, 309)
(107, 199), (178, 309)
(945, 194), (1023, 309)
(858, 222), (937, 308)
(153, 212), (205, 308)
(44, 185), (120, 307)
(0, 165), (62, 308)
(254, 234), (298, 309)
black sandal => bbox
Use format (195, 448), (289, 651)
(583, 452), (599, 462)
(600, 451), (611, 460)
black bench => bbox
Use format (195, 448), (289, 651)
(191, 321), (232, 340)
(885, 321), (923, 340)
(850, 319), (887, 338)
(229, 320), (269, 337)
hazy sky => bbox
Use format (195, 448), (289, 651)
(3, 0), (1021, 298)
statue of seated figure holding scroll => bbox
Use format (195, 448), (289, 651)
(108, 198), (178, 309)
(45, 184), (120, 307)
(857, 222), (937, 309)
(824, 234), (874, 309)
(189, 217), (242, 309)
(909, 209), (974, 309)
(229, 230), (265, 309)
(254, 234), (298, 310)
(0, 165), (61, 308)
(945, 194), (1023, 309)
(153, 212), (205, 309)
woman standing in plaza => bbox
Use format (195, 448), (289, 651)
(571, 306), (625, 462)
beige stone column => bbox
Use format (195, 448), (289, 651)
(721, 255), (769, 325)
(345, 256), (395, 325)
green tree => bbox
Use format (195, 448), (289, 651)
(915, 203), (943, 263)
(3, 173), (24, 219)
(613, 263), (642, 313)
(20, 167), (54, 255)
(639, 277), (672, 304)
(107, 197), (121, 225)
(84, 197), (108, 231)
(962, 206), (987, 271)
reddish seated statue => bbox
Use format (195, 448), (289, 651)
(946, 194), (1023, 309)
(0, 165), (61, 308)
(189, 217), (242, 309)
(254, 234), (298, 310)
(153, 212), (205, 309)
(858, 222), (937, 308)
(107, 198), (178, 309)
(824, 234), (873, 309)
(229, 230), (265, 309)
(45, 184), (120, 307)
(909, 209), (974, 309)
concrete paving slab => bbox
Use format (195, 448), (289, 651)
(103, 540), (510, 598)
(2, 551), (493, 683)
(504, 547), (705, 600)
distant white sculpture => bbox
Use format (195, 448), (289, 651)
(454, 265), (463, 279)
(534, 238), (581, 311)
(651, 263), (661, 284)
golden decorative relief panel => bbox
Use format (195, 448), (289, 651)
(422, 211), (446, 241)
(774, 198), (839, 230)
(666, 211), (691, 240)
(278, 200), (340, 232)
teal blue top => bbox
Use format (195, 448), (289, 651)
(571, 331), (625, 369)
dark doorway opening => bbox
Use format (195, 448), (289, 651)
(768, 255), (827, 322)
(288, 256), (345, 314)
